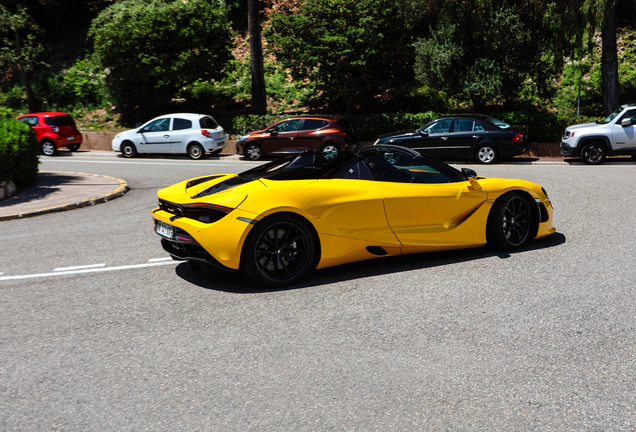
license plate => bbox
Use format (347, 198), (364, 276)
(66, 136), (75, 141)
(155, 221), (174, 239)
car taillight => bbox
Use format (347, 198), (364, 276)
(201, 130), (213, 138)
(336, 131), (347, 136)
(512, 132), (524, 142)
(52, 126), (60, 133)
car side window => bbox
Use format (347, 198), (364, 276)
(363, 150), (463, 183)
(454, 119), (474, 132)
(274, 119), (302, 133)
(474, 122), (486, 132)
(19, 116), (39, 127)
(144, 118), (170, 132)
(424, 119), (452, 134)
(173, 118), (192, 130)
(300, 119), (328, 131)
(618, 110), (636, 124)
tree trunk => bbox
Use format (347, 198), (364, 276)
(248, 0), (267, 115)
(601, 2), (620, 116)
(14, 30), (38, 113)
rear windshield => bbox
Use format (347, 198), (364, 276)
(199, 116), (219, 129)
(44, 115), (75, 127)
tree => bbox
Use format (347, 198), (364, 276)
(89, 0), (233, 122)
(0, 5), (43, 112)
(264, 0), (414, 112)
(248, 0), (267, 114)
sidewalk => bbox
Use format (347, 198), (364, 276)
(0, 171), (128, 221)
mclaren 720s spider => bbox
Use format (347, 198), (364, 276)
(153, 145), (555, 287)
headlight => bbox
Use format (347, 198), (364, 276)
(237, 135), (249, 143)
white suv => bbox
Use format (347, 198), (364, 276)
(112, 113), (227, 159)
(561, 103), (636, 164)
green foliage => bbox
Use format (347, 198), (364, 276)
(0, 5), (44, 75)
(45, 58), (108, 110)
(0, 118), (39, 186)
(264, 0), (414, 112)
(89, 0), (233, 122)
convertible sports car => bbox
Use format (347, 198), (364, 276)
(153, 145), (555, 287)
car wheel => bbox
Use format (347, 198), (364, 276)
(487, 191), (536, 250)
(475, 145), (498, 164)
(121, 141), (137, 158)
(244, 143), (264, 161)
(581, 142), (606, 165)
(41, 140), (56, 156)
(241, 214), (317, 287)
(188, 143), (204, 160)
(67, 144), (80, 152)
(321, 143), (340, 153)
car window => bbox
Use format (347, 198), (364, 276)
(485, 116), (510, 129)
(454, 119), (475, 132)
(144, 118), (171, 132)
(300, 119), (328, 131)
(273, 119), (302, 133)
(173, 118), (192, 130)
(600, 106), (624, 124)
(474, 123), (486, 132)
(330, 159), (374, 180)
(199, 116), (219, 129)
(18, 116), (39, 127)
(363, 149), (463, 183)
(44, 115), (75, 127)
(618, 109), (636, 124)
(423, 119), (452, 134)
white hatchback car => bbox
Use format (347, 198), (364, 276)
(112, 113), (227, 159)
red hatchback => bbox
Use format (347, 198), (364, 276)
(236, 115), (357, 160)
(17, 112), (83, 156)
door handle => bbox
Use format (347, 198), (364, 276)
(163, 134), (170, 138)
(441, 136), (449, 140)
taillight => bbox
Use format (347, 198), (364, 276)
(52, 126), (60, 133)
(512, 132), (524, 142)
(336, 131), (347, 136)
(201, 130), (213, 138)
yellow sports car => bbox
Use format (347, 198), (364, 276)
(153, 145), (555, 287)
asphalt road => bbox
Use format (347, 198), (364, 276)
(2, 154), (635, 431)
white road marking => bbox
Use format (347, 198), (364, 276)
(148, 257), (173, 262)
(44, 159), (255, 168)
(0, 260), (179, 281)
(54, 263), (106, 272)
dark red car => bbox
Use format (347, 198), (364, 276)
(17, 112), (83, 156)
(236, 115), (356, 160)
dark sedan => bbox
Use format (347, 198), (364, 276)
(374, 114), (527, 164)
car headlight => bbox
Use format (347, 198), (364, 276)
(237, 135), (249, 143)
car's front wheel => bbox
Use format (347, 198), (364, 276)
(41, 140), (56, 156)
(475, 144), (498, 164)
(487, 191), (537, 250)
(244, 143), (264, 161)
(188, 143), (205, 160)
(580, 142), (606, 165)
(121, 142), (137, 158)
(241, 214), (318, 287)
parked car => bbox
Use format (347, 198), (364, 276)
(112, 113), (226, 159)
(235, 115), (357, 160)
(153, 145), (555, 287)
(17, 112), (83, 156)
(374, 114), (527, 164)
(561, 103), (636, 164)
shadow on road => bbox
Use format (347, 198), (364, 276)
(174, 232), (566, 294)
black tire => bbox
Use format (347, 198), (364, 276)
(188, 143), (205, 160)
(487, 191), (537, 250)
(41, 140), (56, 156)
(580, 142), (606, 165)
(321, 143), (340, 153)
(475, 144), (498, 164)
(67, 144), (80, 152)
(241, 214), (317, 287)
(244, 143), (264, 161)
(121, 141), (137, 158)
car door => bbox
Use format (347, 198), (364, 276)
(295, 119), (329, 150)
(168, 117), (194, 153)
(263, 119), (302, 153)
(411, 118), (453, 159)
(446, 118), (485, 159)
(136, 117), (173, 153)
(613, 109), (636, 150)
(363, 149), (488, 247)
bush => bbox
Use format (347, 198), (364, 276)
(0, 119), (39, 187)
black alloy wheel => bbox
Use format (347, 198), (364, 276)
(242, 214), (317, 287)
(121, 142), (137, 158)
(487, 192), (536, 250)
(581, 142), (606, 165)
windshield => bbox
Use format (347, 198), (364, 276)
(598, 106), (624, 124)
(485, 116), (510, 129)
(239, 151), (359, 181)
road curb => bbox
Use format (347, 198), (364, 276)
(0, 172), (129, 221)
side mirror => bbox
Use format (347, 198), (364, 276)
(268, 127), (277, 134)
(418, 130), (429, 137)
(462, 168), (478, 179)
(622, 118), (633, 127)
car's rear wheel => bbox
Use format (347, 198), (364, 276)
(244, 143), (264, 161)
(241, 214), (317, 287)
(188, 143), (205, 160)
(475, 144), (498, 164)
(121, 141), (137, 158)
(67, 144), (80, 152)
(321, 143), (340, 153)
(581, 142), (606, 165)
(41, 140), (56, 156)
(487, 191), (536, 250)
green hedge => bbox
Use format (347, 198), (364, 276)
(232, 110), (601, 143)
(0, 119), (40, 187)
